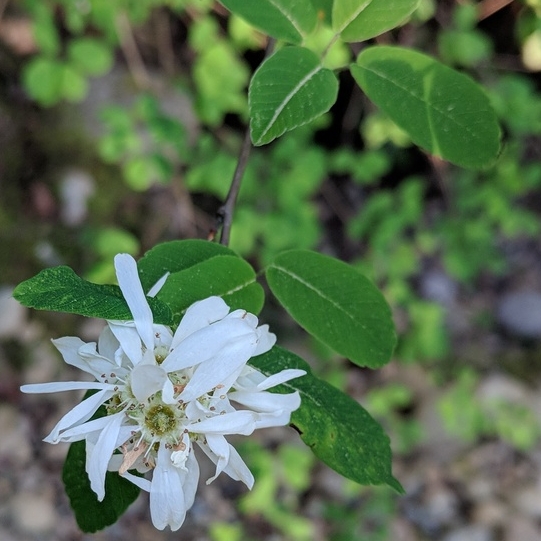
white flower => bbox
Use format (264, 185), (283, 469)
(20, 253), (305, 531)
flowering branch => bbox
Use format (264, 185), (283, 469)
(216, 38), (275, 246)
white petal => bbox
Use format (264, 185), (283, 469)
(162, 318), (256, 373)
(197, 439), (253, 489)
(189, 410), (258, 436)
(87, 412), (124, 501)
(108, 322), (143, 366)
(147, 272), (170, 297)
(43, 389), (113, 443)
(150, 445), (187, 531)
(181, 451), (200, 510)
(121, 471), (152, 492)
(204, 434), (229, 484)
(21, 381), (112, 394)
(170, 296), (230, 349)
(252, 410), (295, 429)
(178, 333), (258, 402)
(114, 253), (155, 351)
(52, 337), (116, 380)
(130, 364), (167, 402)
(228, 390), (301, 413)
(253, 324), (277, 356)
(97, 325), (120, 363)
(256, 369), (307, 391)
(48, 410), (117, 443)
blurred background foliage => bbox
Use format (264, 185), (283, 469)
(2, 0), (541, 539)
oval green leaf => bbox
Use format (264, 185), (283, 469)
(266, 250), (396, 368)
(351, 46), (501, 169)
(219, 0), (317, 44)
(157, 255), (264, 321)
(249, 46), (339, 146)
(63, 434), (140, 532)
(333, 0), (420, 42)
(250, 346), (402, 491)
(13, 266), (172, 325)
(137, 239), (237, 292)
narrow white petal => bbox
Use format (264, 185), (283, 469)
(108, 322), (143, 366)
(178, 334), (258, 402)
(181, 451), (200, 510)
(114, 253), (155, 351)
(170, 296), (230, 349)
(253, 324), (277, 356)
(48, 408), (117, 442)
(222, 444), (254, 489)
(21, 381), (112, 394)
(197, 440), (254, 488)
(162, 318), (255, 373)
(204, 434), (229, 484)
(42, 389), (113, 443)
(87, 412), (124, 501)
(97, 325), (119, 362)
(255, 369), (307, 391)
(189, 410), (258, 436)
(228, 390), (301, 413)
(130, 364), (167, 402)
(121, 471), (152, 492)
(253, 410), (295, 429)
(150, 445), (186, 531)
(147, 272), (170, 297)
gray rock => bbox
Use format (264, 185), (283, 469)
(497, 291), (541, 339)
(420, 270), (458, 306)
(442, 525), (494, 541)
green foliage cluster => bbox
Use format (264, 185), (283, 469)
(10, 0), (541, 536)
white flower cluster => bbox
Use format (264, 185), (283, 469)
(21, 254), (305, 530)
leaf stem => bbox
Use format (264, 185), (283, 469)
(216, 38), (276, 246)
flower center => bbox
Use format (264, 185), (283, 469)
(145, 404), (177, 436)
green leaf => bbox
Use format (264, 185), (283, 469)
(63, 440), (140, 532)
(249, 46), (339, 145)
(157, 255), (264, 320)
(23, 57), (64, 106)
(218, 0), (317, 44)
(68, 38), (114, 77)
(351, 46), (501, 169)
(13, 266), (173, 324)
(250, 346), (402, 491)
(137, 240), (237, 292)
(333, 0), (420, 42)
(60, 64), (88, 102)
(266, 250), (396, 368)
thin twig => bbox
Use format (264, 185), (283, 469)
(477, 0), (515, 21)
(216, 38), (276, 246)
(115, 11), (152, 90)
(0, 0), (9, 23)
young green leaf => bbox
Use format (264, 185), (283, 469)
(250, 346), (403, 491)
(333, 0), (420, 42)
(218, 0), (317, 44)
(351, 46), (501, 169)
(156, 255), (264, 320)
(249, 46), (339, 146)
(137, 239), (237, 292)
(13, 266), (172, 324)
(68, 38), (114, 77)
(266, 250), (396, 368)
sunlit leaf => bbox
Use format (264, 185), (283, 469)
(351, 46), (501, 168)
(251, 346), (403, 491)
(157, 255), (264, 320)
(333, 0), (419, 42)
(249, 46), (338, 145)
(266, 250), (396, 368)
(219, 0), (317, 44)
(13, 266), (172, 324)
